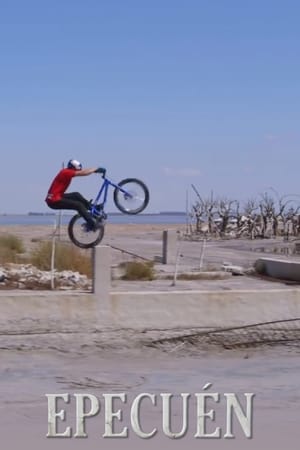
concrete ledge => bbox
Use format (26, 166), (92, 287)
(0, 291), (99, 333)
(255, 257), (300, 282)
(109, 289), (300, 328)
(1, 288), (300, 333)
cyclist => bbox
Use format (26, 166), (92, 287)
(45, 159), (106, 230)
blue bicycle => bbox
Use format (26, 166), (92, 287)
(68, 171), (149, 248)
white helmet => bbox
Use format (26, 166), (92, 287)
(67, 159), (82, 170)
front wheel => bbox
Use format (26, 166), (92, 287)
(68, 214), (105, 249)
(113, 178), (149, 214)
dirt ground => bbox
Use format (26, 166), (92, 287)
(1, 222), (299, 265)
(0, 223), (181, 252)
(0, 339), (300, 450)
(1, 223), (299, 291)
(1, 224), (300, 449)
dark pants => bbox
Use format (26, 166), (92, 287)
(47, 192), (94, 226)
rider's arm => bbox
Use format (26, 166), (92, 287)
(74, 168), (98, 177)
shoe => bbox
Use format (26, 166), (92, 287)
(91, 217), (104, 231)
(81, 219), (100, 233)
(98, 211), (107, 220)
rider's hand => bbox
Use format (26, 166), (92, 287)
(95, 167), (106, 174)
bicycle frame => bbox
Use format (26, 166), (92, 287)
(89, 176), (130, 215)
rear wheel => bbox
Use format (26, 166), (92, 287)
(68, 214), (105, 249)
(113, 178), (149, 214)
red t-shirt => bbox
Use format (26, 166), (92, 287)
(45, 168), (76, 203)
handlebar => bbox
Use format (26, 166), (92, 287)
(95, 168), (106, 178)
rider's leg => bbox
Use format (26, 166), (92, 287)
(47, 198), (96, 228)
(65, 192), (104, 213)
(62, 192), (90, 209)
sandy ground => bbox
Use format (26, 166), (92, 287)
(0, 223), (181, 252)
(0, 340), (300, 449)
(1, 223), (300, 291)
(1, 224), (300, 448)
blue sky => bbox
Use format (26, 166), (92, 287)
(0, 0), (299, 213)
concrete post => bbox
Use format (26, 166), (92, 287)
(92, 245), (111, 302)
(162, 229), (178, 264)
(294, 242), (300, 254)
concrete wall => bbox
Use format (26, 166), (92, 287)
(1, 288), (300, 334)
(255, 257), (300, 282)
(109, 289), (300, 328)
(0, 291), (99, 333)
(2, 246), (300, 334)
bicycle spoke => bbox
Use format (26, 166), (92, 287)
(114, 180), (148, 214)
(68, 215), (104, 248)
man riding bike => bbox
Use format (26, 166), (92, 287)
(45, 159), (105, 230)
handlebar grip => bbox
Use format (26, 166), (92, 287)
(95, 167), (106, 176)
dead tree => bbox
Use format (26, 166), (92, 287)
(207, 202), (217, 235)
(191, 201), (205, 233)
(243, 198), (258, 217)
(259, 193), (275, 237)
(217, 198), (236, 235)
(190, 185), (219, 236)
(190, 187), (300, 240)
(190, 184), (205, 233)
(241, 198), (260, 239)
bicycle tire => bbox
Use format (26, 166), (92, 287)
(68, 214), (105, 249)
(113, 178), (149, 215)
